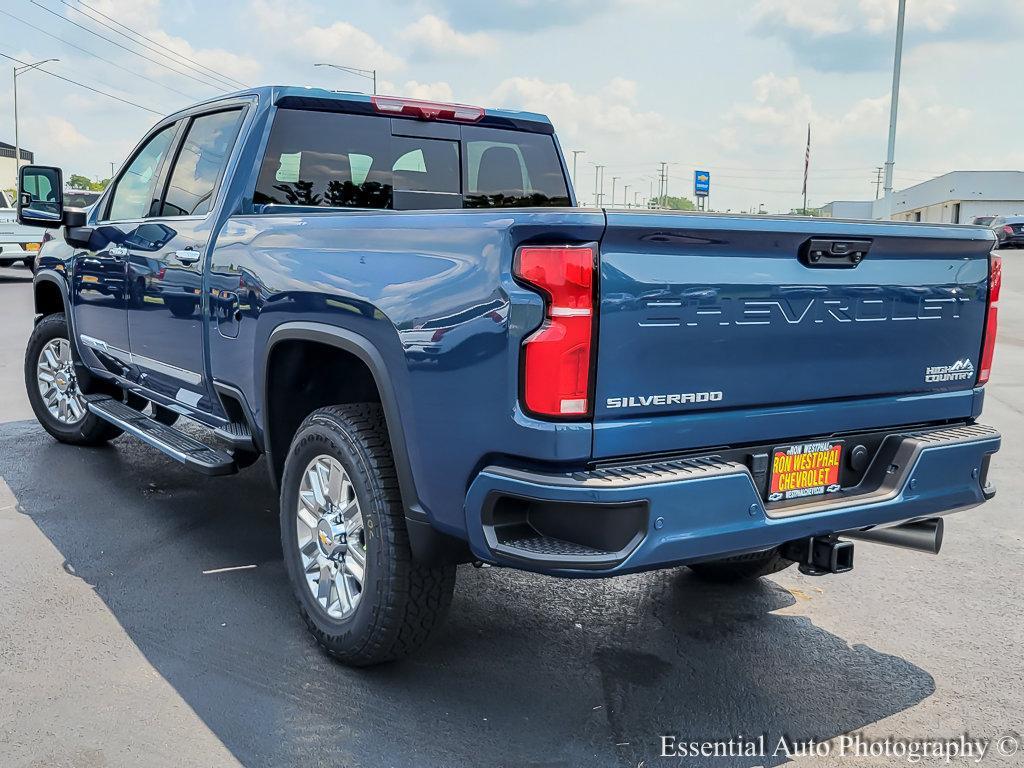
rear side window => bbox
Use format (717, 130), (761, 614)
(253, 108), (569, 210)
(161, 109), (243, 217)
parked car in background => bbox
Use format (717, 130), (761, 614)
(991, 216), (1024, 249)
(63, 189), (102, 210)
(971, 216), (996, 226)
(0, 189), (43, 270)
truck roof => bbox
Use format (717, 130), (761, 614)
(167, 85), (554, 133)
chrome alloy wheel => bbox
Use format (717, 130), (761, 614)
(36, 338), (87, 425)
(296, 455), (367, 620)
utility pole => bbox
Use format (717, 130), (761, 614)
(882, 0), (907, 219)
(598, 165), (605, 206)
(873, 166), (884, 199)
(610, 177), (619, 210)
(593, 165), (605, 207)
(571, 150), (585, 197)
(13, 59), (59, 188)
(623, 184), (630, 208)
(314, 62), (377, 94)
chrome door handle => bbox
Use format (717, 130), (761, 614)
(173, 249), (201, 265)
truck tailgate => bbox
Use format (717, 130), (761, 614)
(593, 212), (995, 458)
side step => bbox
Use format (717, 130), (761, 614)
(213, 421), (254, 451)
(86, 395), (237, 476)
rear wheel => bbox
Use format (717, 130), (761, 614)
(280, 403), (456, 666)
(687, 548), (795, 582)
(25, 314), (122, 445)
(0, 258), (15, 268)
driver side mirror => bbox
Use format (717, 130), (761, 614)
(17, 165), (64, 228)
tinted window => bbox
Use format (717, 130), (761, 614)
(462, 126), (570, 208)
(161, 110), (243, 217)
(254, 109), (569, 210)
(254, 110), (458, 209)
(107, 125), (175, 221)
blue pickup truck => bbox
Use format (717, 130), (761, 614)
(16, 87), (1001, 666)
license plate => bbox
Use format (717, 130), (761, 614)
(767, 440), (843, 502)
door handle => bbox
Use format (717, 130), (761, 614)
(173, 249), (201, 265)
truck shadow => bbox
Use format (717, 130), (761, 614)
(3, 425), (935, 768)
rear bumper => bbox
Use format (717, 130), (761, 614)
(464, 423), (1000, 576)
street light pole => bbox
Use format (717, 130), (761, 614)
(882, 0), (907, 219)
(571, 150), (585, 197)
(314, 62), (377, 94)
(12, 58), (58, 188)
(611, 177), (619, 210)
(623, 184), (630, 209)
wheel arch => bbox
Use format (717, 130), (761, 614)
(260, 322), (419, 511)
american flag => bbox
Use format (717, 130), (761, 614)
(802, 123), (811, 196)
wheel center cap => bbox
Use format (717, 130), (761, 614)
(54, 370), (70, 393)
(316, 519), (346, 559)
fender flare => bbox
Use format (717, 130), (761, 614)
(33, 270), (82, 356)
(260, 321), (424, 520)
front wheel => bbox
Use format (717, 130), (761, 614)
(687, 548), (795, 583)
(280, 403), (456, 666)
(24, 314), (122, 445)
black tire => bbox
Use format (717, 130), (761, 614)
(24, 314), (122, 445)
(687, 548), (795, 583)
(166, 296), (196, 317)
(0, 258), (14, 268)
(280, 403), (456, 666)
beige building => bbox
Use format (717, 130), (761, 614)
(1, 142), (35, 193)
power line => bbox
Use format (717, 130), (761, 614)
(29, 0), (230, 93)
(63, 0), (248, 90)
(0, 8), (200, 101)
(0, 49), (163, 114)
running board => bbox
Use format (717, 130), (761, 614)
(86, 395), (237, 476)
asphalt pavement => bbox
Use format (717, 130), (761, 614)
(0, 257), (1021, 768)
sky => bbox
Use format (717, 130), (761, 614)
(1, 0), (1023, 213)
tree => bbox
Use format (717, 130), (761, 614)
(67, 174), (110, 192)
(652, 195), (696, 211)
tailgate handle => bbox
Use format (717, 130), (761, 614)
(801, 238), (871, 268)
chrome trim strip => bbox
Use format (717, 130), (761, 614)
(133, 352), (203, 386)
(79, 334), (203, 386)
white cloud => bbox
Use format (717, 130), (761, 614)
(378, 80), (456, 101)
(253, 0), (401, 72)
(489, 77), (669, 143)
(399, 15), (495, 58)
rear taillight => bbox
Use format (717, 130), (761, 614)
(514, 245), (596, 418)
(978, 253), (1001, 385)
(371, 96), (484, 122)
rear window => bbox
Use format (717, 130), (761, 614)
(253, 108), (569, 210)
